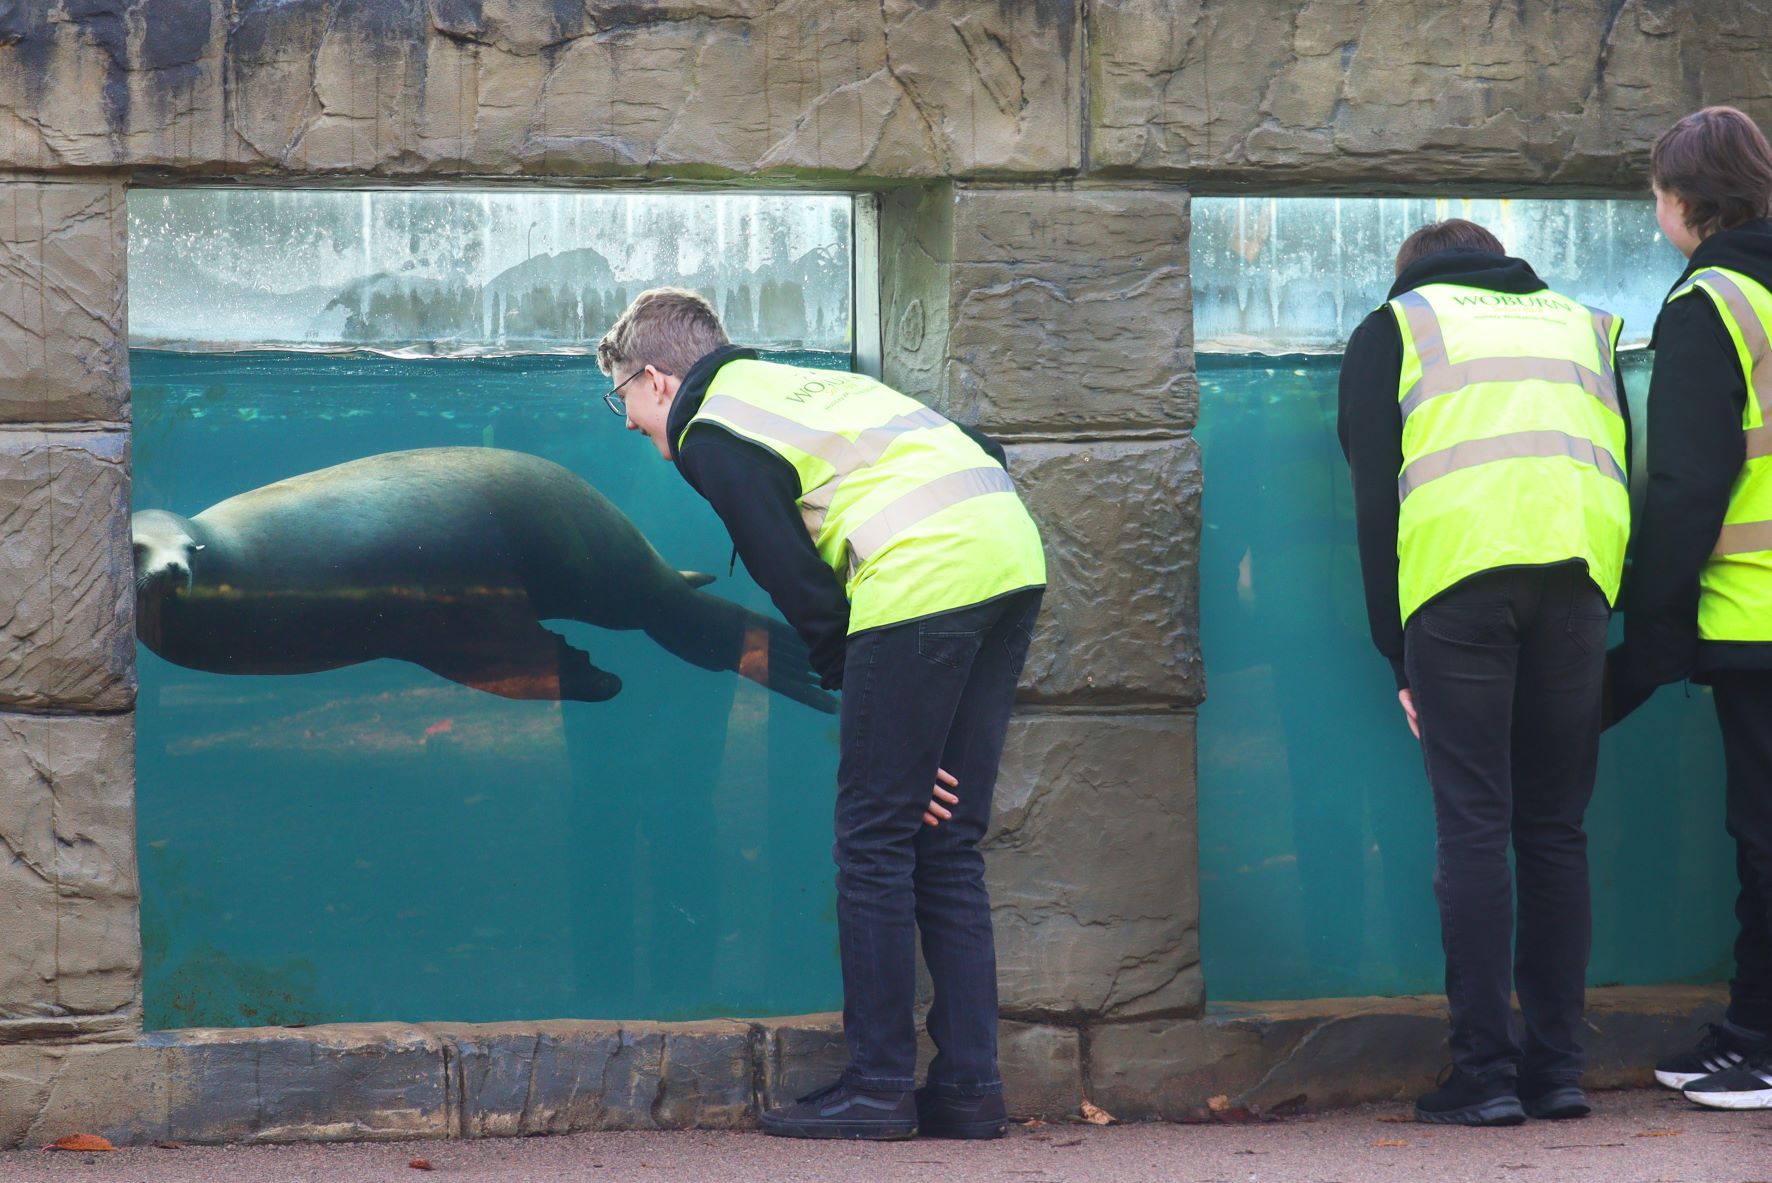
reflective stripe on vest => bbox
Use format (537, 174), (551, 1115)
(1393, 290), (1623, 424)
(683, 359), (1046, 634)
(1674, 266), (1772, 643)
(1399, 428), (1628, 501)
(1388, 283), (1629, 622)
(697, 394), (954, 539)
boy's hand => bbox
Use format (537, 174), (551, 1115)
(923, 767), (959, 827)
(1398, 688), (1420, 739)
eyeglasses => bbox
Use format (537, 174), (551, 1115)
(602, 366), (649, 417)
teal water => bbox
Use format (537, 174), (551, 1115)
(1198, 352), (1737, 1001)
(131, 349), (846, 1029)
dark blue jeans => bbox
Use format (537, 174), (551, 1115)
(834, 588), (1042, 1097)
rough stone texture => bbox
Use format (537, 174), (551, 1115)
(882, 184), (1196, 435)
(161, 1024), (449, 1143)
(988, 714), (1200, 1022)
(0, 712), (138, 1043)
(433, 1020), (753, 1136)
(1088, 986), (1729, 1119)
(997, 1021), (1083, 1118)
(1089, 0), (1772, 190)
(0, 430), (133, 712)
(0, 178), (128, 425)
(1008, 439), (1202, 705)
(0, 1), (1079, 180)
(0, 1041), (174, 1149)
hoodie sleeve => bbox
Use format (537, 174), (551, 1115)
(676, 426), (852, 690)
(1337, 309), (1409, 690)
(1616, 293), (1748, 690)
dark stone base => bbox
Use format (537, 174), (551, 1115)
(0, 987), (1724, 1147)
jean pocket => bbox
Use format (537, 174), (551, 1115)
(918, 624), (983, 670)
(1418, 600), (1509, 648)
(1565, 607), (1611, 655)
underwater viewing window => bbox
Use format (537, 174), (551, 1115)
(129, 189), (859, 1028)
(1192, 197), (1736, 1001)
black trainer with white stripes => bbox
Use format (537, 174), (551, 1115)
(1654, 1023), (1768, 1090)
(1683, 1046), (1772, 1110)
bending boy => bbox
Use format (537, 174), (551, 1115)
(597, 289), (1046, 1140)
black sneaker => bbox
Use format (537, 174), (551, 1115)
(915, 1087), (1008, 1139)
(758, 1079), (918, 1140)
(1415, 1068), (1525, 1126)
(1519, 1081), (1590, 1120)
(1682, 1047), (1772, 1111)
(1654, 1023), (1767, 1090)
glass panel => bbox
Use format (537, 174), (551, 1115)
(129, 191), (852, 1027)
(1191, 197), (1666, 354)
(1194, 198), (1735, 1001)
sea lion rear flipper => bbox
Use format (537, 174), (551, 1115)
(412, 629), (622, 703)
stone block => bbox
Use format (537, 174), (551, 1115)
(162, 1024), (448, 1143)
(999, 1021), (1083, 1118)
(1008, 439), (1202, 705)
(988, 714), (1200, 1021)
(1087, 1015), (1308, 1121)
(946, 187), (1194, 434)
(1088, 0), (1772, 188)
(0, 1), (1081, 179)
(433, 1019), (752, 1135)
(0, 179), (128, 425)
(757, 1016), (847, 1112)
(0, 430), (133, 711)
(0, 1041), (172, 1150)
(0, 712), (138, 1040)
(883, 185), (1194, 436)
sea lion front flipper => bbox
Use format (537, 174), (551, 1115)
(678, 570), (717, 589)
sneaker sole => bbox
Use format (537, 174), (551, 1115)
(1415, 1098), (1526, 1127)
(1682, 1088), (1772, 1111)
(1523, 1099), (1591, 1120)
(918, 1119), (1009, 1140)
(1656, 1069), (1720, 1090)
(759, 1117), (917, 1140)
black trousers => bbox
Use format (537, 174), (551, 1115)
(1403, 564), (1608, 1085)
(833, 589), (1042, 1096)
(1713, 673), (1772, 1033)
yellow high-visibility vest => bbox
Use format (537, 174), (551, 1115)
(680, 359), (1046, 633)
(1389, 283), (1629, 622)
(1669, 267), (1772, 642)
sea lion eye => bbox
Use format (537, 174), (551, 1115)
(192, 544), (205, 552)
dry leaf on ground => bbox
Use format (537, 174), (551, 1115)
(1636, 1129), (1683, 1138)
(43, 1134), (117, 1153)
(1374, 1138), (1410, 1148)
(1080, 1100), (1117, 1126)
(409, 1158), (435, 1170)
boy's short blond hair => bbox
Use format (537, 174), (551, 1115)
(597, 288), (730, 380)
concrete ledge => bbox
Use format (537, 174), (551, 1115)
(0, 987), (1725, 1147)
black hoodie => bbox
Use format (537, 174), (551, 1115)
(663, 345), (1009, 693)
(1337, 249), (1632, 689)
(1614, 217), (1772, 698)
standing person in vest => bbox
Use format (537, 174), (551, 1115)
(1605, 107), (1772, 1110)
(1339, 220), (1630, 1125)
(596, 289), (1046, 1140)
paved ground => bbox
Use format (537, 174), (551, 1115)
(3, 1088), (1770, 1182)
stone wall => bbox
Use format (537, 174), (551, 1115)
(0, 0), (1766, 1145)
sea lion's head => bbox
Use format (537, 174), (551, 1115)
(132, 510), (205, 597)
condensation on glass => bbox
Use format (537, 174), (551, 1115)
(1193, 197), (1735, 1002)
(128, 190), (854, 1028)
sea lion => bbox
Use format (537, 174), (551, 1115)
(132, 448), (835, 713)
